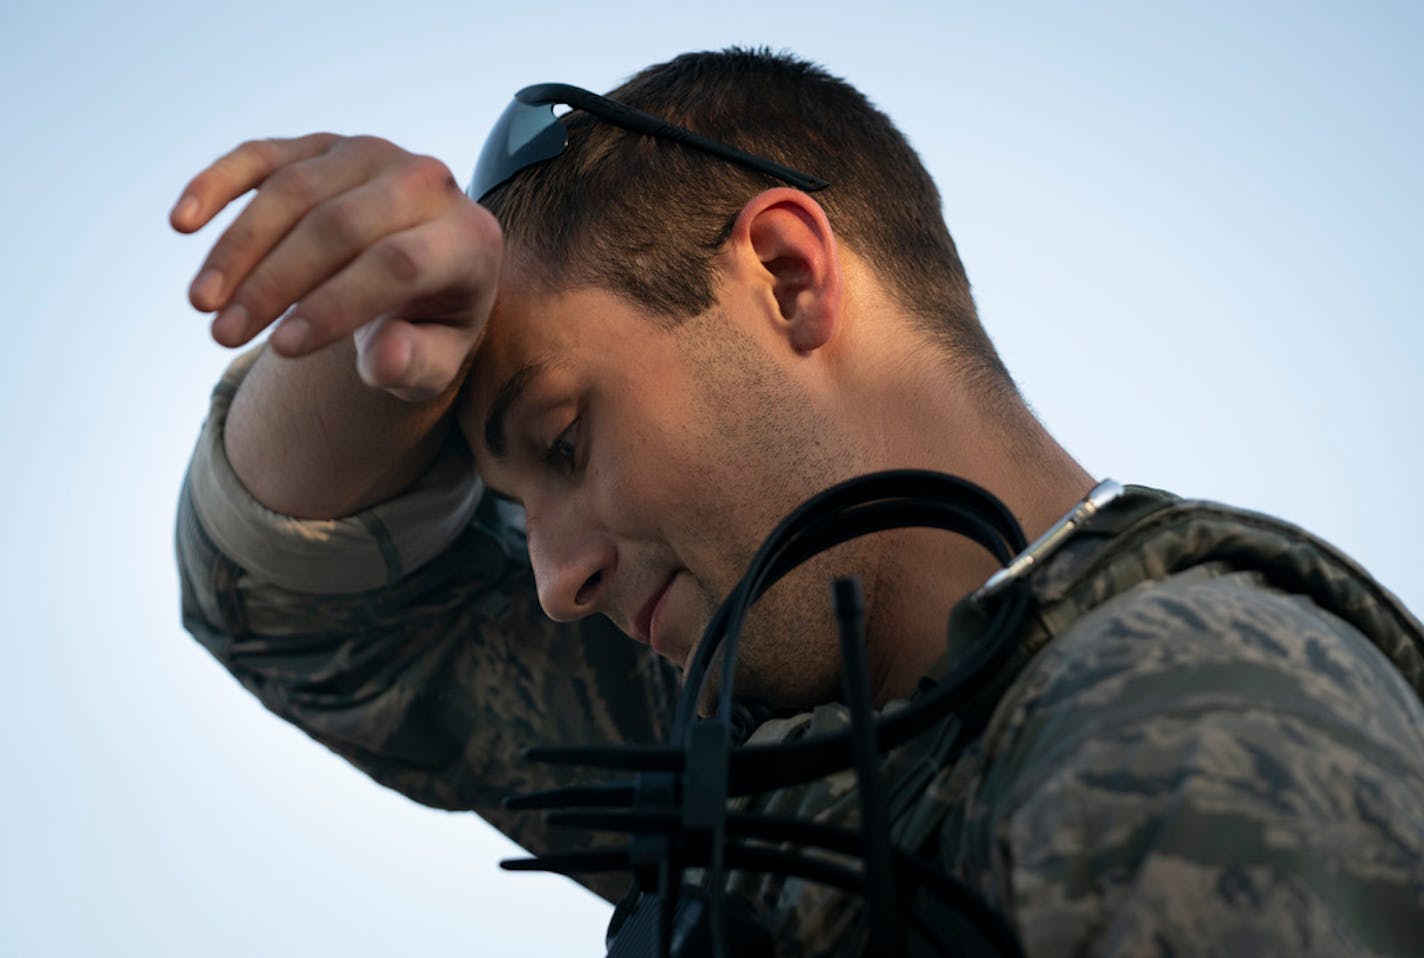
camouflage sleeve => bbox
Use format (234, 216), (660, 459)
(175, 350), (677, 902)
(967, 570), (1424, 957)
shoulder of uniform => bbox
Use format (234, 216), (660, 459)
(980, 571), (1424, 803)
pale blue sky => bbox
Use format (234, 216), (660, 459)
(3, 2), (1421, 955)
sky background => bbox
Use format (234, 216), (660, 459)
(2, 1), (1421, 955)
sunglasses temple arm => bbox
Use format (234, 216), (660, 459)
(591, 97), (830, 193)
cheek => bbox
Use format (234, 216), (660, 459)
(599, 416), (758, 591)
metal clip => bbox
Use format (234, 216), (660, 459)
(971, 478), (1125, 608)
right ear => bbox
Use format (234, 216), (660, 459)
(719, 187), (844, 356)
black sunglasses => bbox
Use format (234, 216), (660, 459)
(467, 82), (831, 203)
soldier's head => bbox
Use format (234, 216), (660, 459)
(459, 49), (1066, 708)
(478, 48), (1010, 384)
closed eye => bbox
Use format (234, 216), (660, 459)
(544, 418), (580, 476)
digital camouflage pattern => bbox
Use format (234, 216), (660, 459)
(178, 357), (680, 903)
(178, 361), (1424, 955)
(713, 491), (1424, 956)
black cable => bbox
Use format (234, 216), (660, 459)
(521, 582), (1029, 793)
(833, 576), (904, 955)
(696, 473), (1024, 955)
(502, 782), (635, 811)
(504, 821), (1020, 957)
(505, 470), (1032, 957)
(676, 471), (1025, 732)
(712, 497), (1018, 723)
(686, 471), (1026, 735)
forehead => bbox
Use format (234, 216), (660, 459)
(468, 282), (637, 392)
(457, 282), (663, 454)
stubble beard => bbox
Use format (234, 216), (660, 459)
(672, 312), (877, 715)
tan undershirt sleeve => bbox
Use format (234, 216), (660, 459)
(186, 347), (483, 595)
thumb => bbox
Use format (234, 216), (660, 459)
(353, 315), (481, 403)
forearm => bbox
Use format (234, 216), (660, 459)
(177, 415), (670, 902)
(226, 338), (463, 519)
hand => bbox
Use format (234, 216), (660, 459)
(172, 134), (503, 402)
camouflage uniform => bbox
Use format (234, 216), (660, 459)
(178, 351), (1424, 956)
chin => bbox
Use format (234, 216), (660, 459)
(672, 561), (851, 714)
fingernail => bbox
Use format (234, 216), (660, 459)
(173, 195), (199, 226)
(190, 267), (224, 308)
(211, 304), (248, 345)
(271, 315), (313, 354)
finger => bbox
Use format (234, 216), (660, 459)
(170, 133), (338, 234)
(209, 154), (456, 346)
(191, 142), (403, 316)
(352, 316), (475, 401)
(271, 205), (501, 361)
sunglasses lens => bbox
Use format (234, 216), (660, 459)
(468, 99), (568, 202)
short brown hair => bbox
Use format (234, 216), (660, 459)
(483, 48), (1013, 392)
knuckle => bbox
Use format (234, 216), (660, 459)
(384, 153), (455, 202)
(235, 137), (279, 169)
(303, 131), (341, 152)
(344, 134), (396, 158)
(211, 218), (259, 267)
(310, 197), (365, 246)
(235, 268), (286, 318)
(298, 287), (348, 333)
(375, 235), (424, 285)
(406, 153), (455, 190)
(267, 162), (320, 204)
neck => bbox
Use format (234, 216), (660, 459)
(834, 309), (1096, 703)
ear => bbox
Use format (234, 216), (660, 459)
(723, 188), (842, 354)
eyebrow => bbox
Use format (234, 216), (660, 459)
(483, 361), (547, 459)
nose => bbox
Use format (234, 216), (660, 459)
(524, 498), (615, 622)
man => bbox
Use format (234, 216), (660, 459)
(173, 49), (1424, 955)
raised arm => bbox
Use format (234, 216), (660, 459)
(172, 135), (676, 902)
